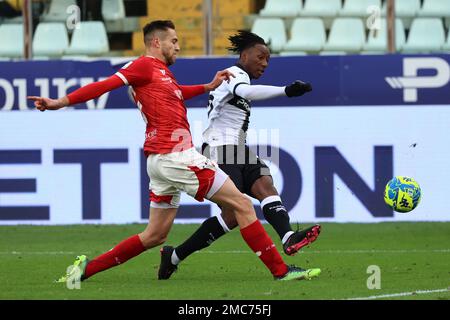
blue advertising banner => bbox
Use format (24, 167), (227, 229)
(1, 106), (449, 224)
(1, 54), (449, 111)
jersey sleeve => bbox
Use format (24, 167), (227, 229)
(222, 68), (250, 95)
(179, 85), (205, 100)
(234, 84), (286, 101)
(67, 75), (124, 105)
(115, 58), (153, 86)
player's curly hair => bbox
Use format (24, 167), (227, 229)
(227, 30), (267, 55)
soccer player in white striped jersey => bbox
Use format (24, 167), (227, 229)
(158, 30), (321, 280)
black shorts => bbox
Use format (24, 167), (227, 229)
(202, 143), (272, 197)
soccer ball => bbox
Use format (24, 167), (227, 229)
(384, 176), (421, 212)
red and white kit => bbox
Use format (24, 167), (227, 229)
(66, 56), (227, 207)
(115, 56), (228, 207)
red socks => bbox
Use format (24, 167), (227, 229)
(83, 223), (288, 280)
(84, 234), (146, 279)
(240, 220), (288, 277)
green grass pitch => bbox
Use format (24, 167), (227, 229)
(0, 222), (448, 300)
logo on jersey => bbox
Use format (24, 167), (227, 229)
(159, 69), (166, 75)
(229, 96), (251, 113)
(174, 89), (183, 100)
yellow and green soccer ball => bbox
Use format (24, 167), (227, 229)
(384, 176), (421, 212)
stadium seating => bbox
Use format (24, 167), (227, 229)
(279, 51), (308, 56)
(65, 21), (110, 56)
(32, 23), (69, 57)
(381, 0), (421, 18)
(443, 29), (450, 51)
(363, 18), (406, 52)
(259, 0), (302, 18)
(319, 51), (347, 55)
(0, 24), (23, 58)
(419, 0), (450, 18)
(300, 0), (342, 17)
(41, 0), (77, 23)
(382, 0), (421, 29)
(283, 18), (326, 53)
(1, 16), (24, 24)
(322, 18), (366, 53)
(251, 18), (286, 52)
(300, 0), (342, 29)
(339, 0), (382, 17)
(102, 0), (126, 32)
(2, 0), (450, 58)
(402, 18), (446, 53)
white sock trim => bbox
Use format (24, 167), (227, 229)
(260, 195), (282, 209)
(216, 214), (231, 233)
(282, 231), (294, 244)
(171, 250), (180, 265)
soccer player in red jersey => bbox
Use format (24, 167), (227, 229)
(28, 20), (320, 282)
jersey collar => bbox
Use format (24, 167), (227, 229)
(235, 63), (253, 79)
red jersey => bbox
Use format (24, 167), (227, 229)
(116, 56), (193, 155)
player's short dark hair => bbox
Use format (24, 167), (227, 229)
(227, 30), (267, 55)
(143, 20), (176, 44)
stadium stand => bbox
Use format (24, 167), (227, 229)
(129, 0), (255, 56)
(259, 0), (302, 18)
(1, 0), (450, 58)
(319, 51), (347, 55)
(322, 18), (366, 53)
(301, 0), (341, 17)
(101, 0), (126, 32)
(444, 27), (450, 51)
(283, 18), (326, 53)
(299, 0), (341, 28)
(381, 0), (420, 29)
(279, 51), (308, 56)
(402, 18), (446, 53)
(251, 17), (287, 53)
(41, 0), (76, 23)
(363, 18), (405, 52)
(419, 0), (450, 28)
(419, 0), (450, 17)
(339, 0), (382, 17)
(0, 23), (23, 57)
(32, 22), (69, 57)
(65, 21), (110, 56)
(381, 0), (420, 17)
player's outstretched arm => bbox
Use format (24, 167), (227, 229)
(180, 69), (235, 100)
(284, 80), (312, 97)
(204, 69), (235, 92)
(27, 75), (124, 112)
(28, 96), (69, 112)
(234, 81), (312, 101)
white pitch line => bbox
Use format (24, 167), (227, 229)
(0, 251), (92, 255)
(346, 288), (449, 300)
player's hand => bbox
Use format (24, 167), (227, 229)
(27, 96), (68, 112)
(285, 80), (312, 97)
(204, 70), (235, 91)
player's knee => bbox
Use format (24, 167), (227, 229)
(233, 194), (253, 217)
(140, 232), (167, 249)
